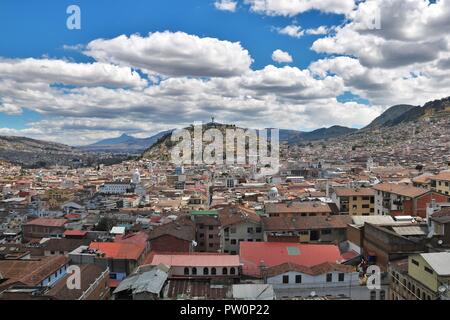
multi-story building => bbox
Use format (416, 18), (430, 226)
(332, 188), (375, 215)
(218, 205), (262, 254)
(389, 253), (450, 300)
(191, 210), (221, 252)
(98, 182), (133, 195)
(431, 172), (450, 195)
(22, 218), (67, 242)
(373, 183), (448, 218)
(261, 215), (351, 244)
(265, 202), (332, 218)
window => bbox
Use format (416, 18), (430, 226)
(230, 239), (237, 245)
(208, 234), (213, 239)
(223, 267), (228, 275)
(209, 243), (214, 248)
(362, 204), (370, 209)
(184, 267), (189, 275)
(412, 259), (419, 266)
(326, 273), (333, 282)
(256, 227), (262, 233)
(208, 226), (214, 230)
(424, 266), (434, 275)
(353, 196), (357, 201)
(380, 290), (386, 300)
(203, 267), (209, 275)
(282, 275), (289, 284)
(199, 224), (204, 229)
(321, 229), (332, 235)
(211, 268), (216, 275)
(230, 227), (236, 234)
(230, 267), (236, 275)
(247, 227), (254, 233)
(295, 275), (302, 283)
(192, 267), (197, 275)
(370, 290), (376, 300)
(338, 273), (345, 282)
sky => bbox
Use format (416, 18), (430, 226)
(0, 0), (449, 145)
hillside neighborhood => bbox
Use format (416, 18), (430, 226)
(1, 99), (450, 300)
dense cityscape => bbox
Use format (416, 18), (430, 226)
(2, 0), (450, 308)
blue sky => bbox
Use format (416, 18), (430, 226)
(0, 0), (447, 144)
(0, 0), (342, 68)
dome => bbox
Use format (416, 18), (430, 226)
(268, 187), (279, 199)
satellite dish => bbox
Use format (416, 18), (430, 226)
(438, 285), (447, 294)
(438, 240), (444, 245)
(310, 291), (316, 297)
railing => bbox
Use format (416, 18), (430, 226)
(78, 267), (110, 300)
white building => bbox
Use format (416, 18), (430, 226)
(99, 182), (132, 195)
(265, 262), (382, 300)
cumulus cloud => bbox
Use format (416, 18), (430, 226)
(276, 25), (304, 38)
(214, 0), (237, 12)
(244, 0), (355, 16)
(306, 25), (331, 35)
(84, 31), (253, 78)
(309, 0), (450, 107)
(0, 58), (147, 88)
(271, 49), (293, 63)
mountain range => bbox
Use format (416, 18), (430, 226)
(79, 130), (174, 153)
(0, 96), (449, 167)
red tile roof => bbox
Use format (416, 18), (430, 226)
(89, 242), (145, 260)
(239, 242), (344, 277)
(372, 183), (428, 198)
(334, 188), (375, 197)
(25, 218), (67, 227)
(64, 230), (88, 237)
(114, 231), (149, 246)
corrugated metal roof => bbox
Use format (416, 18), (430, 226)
(113, 267), (168, 295)
(232, 284), (275, 300)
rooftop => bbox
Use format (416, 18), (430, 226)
(88, 242), (145, 260)
(24, 218), (67, 227)
(239, 242), (344, 277)
(145, 253), (240, 267)
(372, 183), (429, 198)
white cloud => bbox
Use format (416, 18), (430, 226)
(309, 0), (450, 107)
(214, 0), (237, 12)
(306, 25), (331, 35)
(271, 49), (293, 63)
(0, 58), (147, 88)
(84, 31), (253, 78)
(276, 25), (304, 38)
(245, 0), (355, 16)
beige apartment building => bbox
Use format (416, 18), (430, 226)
(332, 188), (375, 215)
